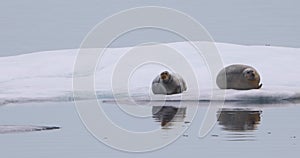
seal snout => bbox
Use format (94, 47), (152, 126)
(243, 69), (256, 80)
(248, 72), (255, 80)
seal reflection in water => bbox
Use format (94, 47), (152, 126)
(152, 71), (187, 95)
(152, 106), (186, 128)
(216, 64), (262, 90)
(217, 108), (262, 131)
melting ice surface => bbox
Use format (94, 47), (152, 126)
(1, 41), (300, 105)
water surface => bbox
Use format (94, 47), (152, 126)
(0, 101), (299, 158)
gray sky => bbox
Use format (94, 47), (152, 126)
(0, 0), (299, 56)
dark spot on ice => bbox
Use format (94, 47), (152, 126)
(182, 133), (189, 137)
(42, 126), (60, 130)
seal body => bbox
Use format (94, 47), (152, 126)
(152, 71), (187, 95)
(216, 64), (262, 90)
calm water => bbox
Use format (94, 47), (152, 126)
(0, 101), (299, 158)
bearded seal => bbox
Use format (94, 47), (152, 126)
(216, 64), (262, 90)
(152, 71), (187, 95)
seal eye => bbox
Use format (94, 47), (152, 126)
(246, 70), (253, 74)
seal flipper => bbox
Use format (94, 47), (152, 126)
(257, 83), (263, 89)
